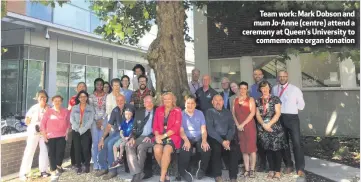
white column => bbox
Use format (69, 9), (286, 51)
(112, 51), (118, 79)
(286, 55), (302, 88)
(194, 6), (209, 75)
(240, 56), (254, 84)
(46, 35), (58, 98)
(340, 57), (357, 88)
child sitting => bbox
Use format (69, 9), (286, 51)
(110, 108), (134, 169)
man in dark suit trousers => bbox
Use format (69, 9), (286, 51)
(219, 77), (235, 110)
(125, 95), (156, 182)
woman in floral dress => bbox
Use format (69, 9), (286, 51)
(255, 80), (287, 179)
(89, 78), (108, 171)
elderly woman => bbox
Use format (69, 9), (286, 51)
(255, 81), (287, 179)
(89, 78), (108, 171)
(153, 92), (182, 182)
(70, 90), (95, 174)
(19, 90), (50, 181)
(40, 95), (70, 181)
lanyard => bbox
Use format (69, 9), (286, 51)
(262, 97), (270, 116)
(278, 83), (289, 98)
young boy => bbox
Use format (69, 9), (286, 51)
(110, 108), (134, 169)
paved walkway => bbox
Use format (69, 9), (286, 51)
(304, 156), (360, 182)
(3, 156), (359, 182)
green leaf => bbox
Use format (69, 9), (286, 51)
(143, 8), (150, 19)
(303, 47), (311, 52)
(126, 27), (134, 35)
(104, 26), (112, 35)
(116, 31), (125, 40)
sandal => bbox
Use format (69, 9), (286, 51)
(273, 172), (281, 180)
(267, 171), (274, 179)
(249, 170), (255, 178)
(243, 171), (249, 177)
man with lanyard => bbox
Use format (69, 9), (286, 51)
(220, 77), (235, 110)
(188, 68), (202, 96)
(96, 95), (135, 180)
(195, 75), (218, 115)
(249, 69), (267, 172)
(272, 70), (305, 177)
(126, 96), (156, 182)
(130, 75), (154, 110)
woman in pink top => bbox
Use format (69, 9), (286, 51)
(41, 95), (70, 179)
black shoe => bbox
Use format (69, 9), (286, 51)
(195, 161), (205, 180)
(40, 172), (50, 177)
(182, 170), (193, 182)
(56, 166), (64, 173)
(84, 166), (90, 173)
(77, 168), (82, 175)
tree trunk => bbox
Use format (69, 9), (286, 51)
(147, 1), (190, 107)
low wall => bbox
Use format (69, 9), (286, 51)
(299, 89), (360, 137)
(1, 133), (72, 177)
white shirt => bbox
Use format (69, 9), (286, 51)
(272, 83), (305, 114)
(25, 104), (47, 133)
(106, 91), (124, 119)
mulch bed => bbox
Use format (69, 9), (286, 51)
(302, 136), (360, 168)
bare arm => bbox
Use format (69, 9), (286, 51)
(269, 103), (281, 126)
(180, 127), (189, 143)
(255, 109), (265, 125)
(201, 125), (208, 143)
(232, 98), (239, 127)
(241, 98), (256, 126)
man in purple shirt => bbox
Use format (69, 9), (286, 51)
(250, 69), (268, 172)
(179, 95), (211, 182)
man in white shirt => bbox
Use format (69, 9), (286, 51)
(272, 70), (305, 177)
(188, 68), (202, 96)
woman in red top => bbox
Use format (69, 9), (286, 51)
(232, 82), (257, 178)
(153, 92), (182, 182)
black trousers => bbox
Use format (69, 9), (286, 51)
(178, 139), (211, 175)
(208, 137), (239, 180)
(255, 118), (267, 169)
(47, 137), (66, 171)
(280, 114), (305, 171)
(266, 150), (282, 172)
(72, 130), (91, 168)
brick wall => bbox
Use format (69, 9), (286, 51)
(1, 134), (72, 177)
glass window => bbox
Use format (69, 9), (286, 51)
(24, 60), (45, 110)
(300, 53), (341, 88)
(26, 0), (52, 22)
(1, 46), (19, 60)
(69, 65), (85, 98)
(56, 63), (70, 108)
(118, 69), (124, 78)
(86, 66), (100, 92)
(1, 60), (21, 117)
(210, 59), (240, 91)
(29, 47), (47, 61)
(91, 13), (101, 33)
(252, 56), (286, 86)
(100, 68), (110, 82)
(70, 0), (91, 10)
(53, 3), (90, 32)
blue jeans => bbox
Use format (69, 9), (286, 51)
(91, 121), (108, 170)
(98, 131), (121, 172)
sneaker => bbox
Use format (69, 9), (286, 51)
(182, 170), (193, 182)
(110, 161), (121, 169)
(102, 172), (117, 180)
(195, 161), (205, 179)
(77, 167), (82, 175)
(117, 158), (124, 164)
(40, 172), (50, 177)
(95, 169), (108, 177)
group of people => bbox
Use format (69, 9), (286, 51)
(18, 63), (306, 182)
